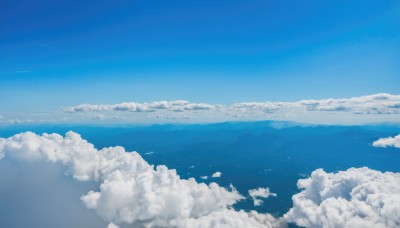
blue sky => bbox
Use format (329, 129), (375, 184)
(0, 0), (399, 123)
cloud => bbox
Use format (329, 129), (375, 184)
(200, 176), (208, 180)
(0, 156), (108, 227)
(230, 93), (400, 115)
(65, 100), (217, 113)
(82, 114), (125, 121)
(107, 223), (119, 228)
(372, 134), (400, 148)
(249, 187), (277, 206)
(2, 94), (399, 126)
(212, 172), (222, 178)
(57, 94), (400, 125)
(150, 114), (191, 120)
(284, 167), (400, 228)
(0, 132), (285, 228)
(65, 94), (400, 116)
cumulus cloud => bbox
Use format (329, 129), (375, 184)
(284, 167), (400, 228)
(372, 134), (400, 148)
(212, 172), (222, 178)
(200, 176), (208, 180)
(0, 132), (285, 228)
(249, 187), (277, 206)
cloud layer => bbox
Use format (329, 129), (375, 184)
(65, 100), (217, 113)
(231, 93), (400, 115)
(65, 93), (400, 116)
(0, 132), (284, 228)
(373, 134), (400, 148)
(1, 132), (400, 228)
(3, 93), (400, 125)
(54, 93), (400, 125)
(284, 167), (400, 228)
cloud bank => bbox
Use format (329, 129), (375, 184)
(3, 93), (399, 125)
(65, 100), (217, 113)
(372, 134), (400, 148)
(0, 132), (284, 228)
(284, 167), (400, 228)
(55, 93), (400, 125)
(230, 93), (400, 115)
(65, 93), (400, 116)
(1, 132), (400, 228)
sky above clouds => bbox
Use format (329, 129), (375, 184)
(1, 0), (399, 124)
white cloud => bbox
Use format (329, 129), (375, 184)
(230, 93), (400, 115)
(284, 167), (400, 228)
(57, 94), (400, 124)
(2, 132), (400, 228)
(65, 100), (217, 113)
(181, 208), (285, 228)
(372, 134), (400, 148)
(107, 223), (118, 228)
(82, 114), (124, 121)
(200, 176), (208, 180)
(0, 132), (284, 228)
(65, 94), (400, 116)
(150, 114), (191, 120)
(212, 172), (222, 178)
(249, 187), (277, 206)
(5, 94), (398, 125)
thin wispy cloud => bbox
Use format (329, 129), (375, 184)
(30, 41), (53, 48)
(14, 70), (32, 74)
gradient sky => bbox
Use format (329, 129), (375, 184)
(1, 0), (399, 120)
